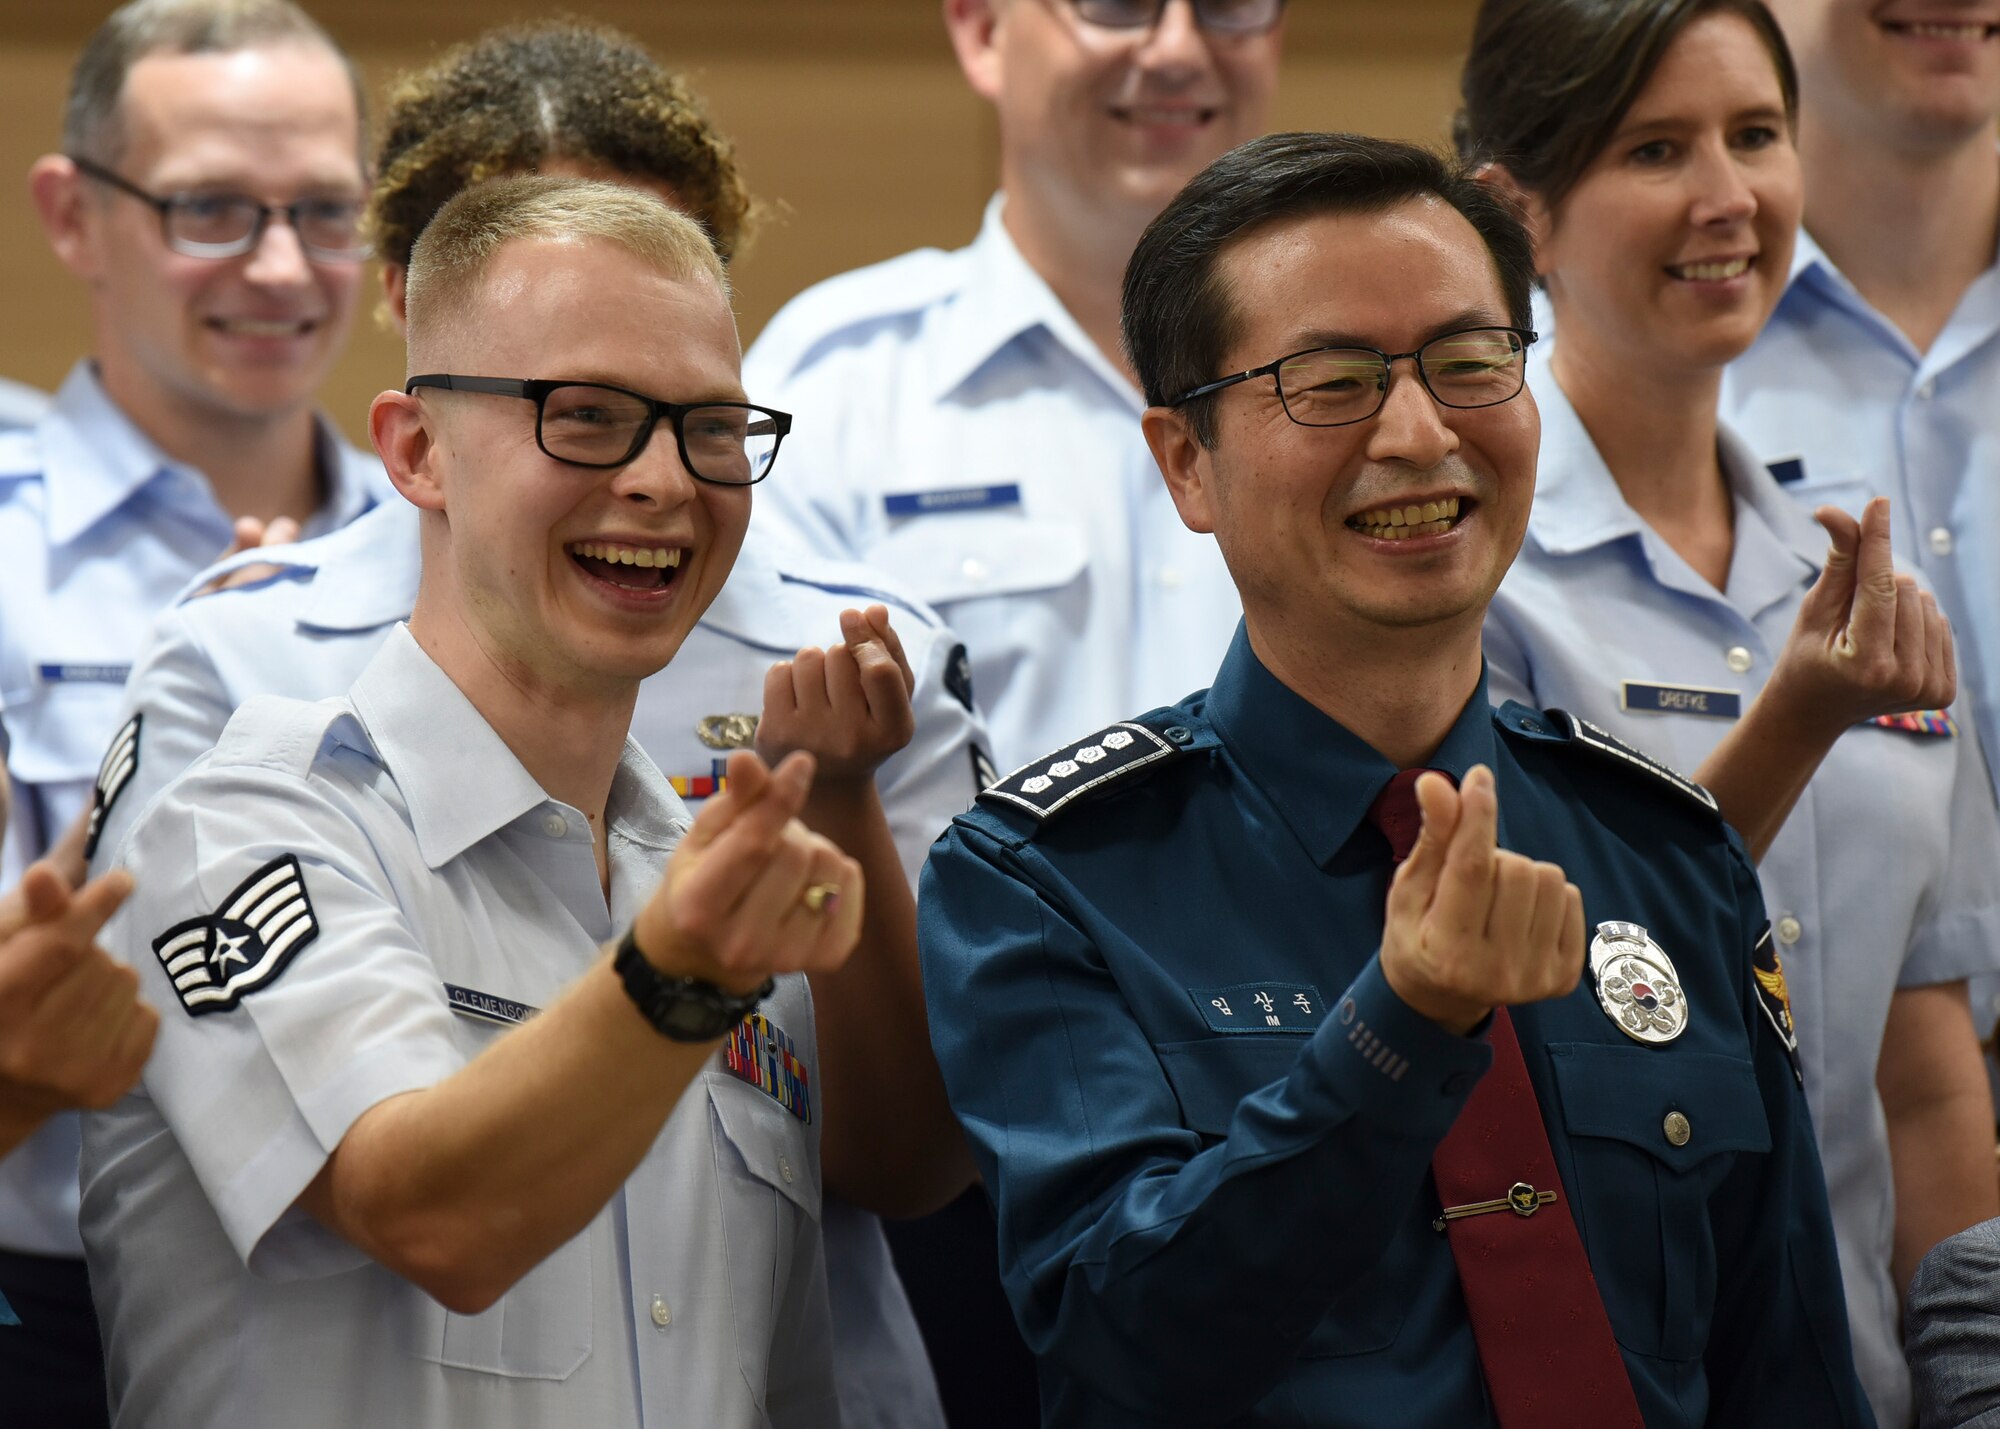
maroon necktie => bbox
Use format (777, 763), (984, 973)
(1369, 770), (1643, 1428)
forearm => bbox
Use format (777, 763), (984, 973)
(1882, 983), (2000, 1294)
(301, 949), (713, 1312)
(0, 1093), (57, 1160)
(800, 778), (972, 1215)
(1693, 680), (1842, 862)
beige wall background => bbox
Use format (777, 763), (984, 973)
(0, 0), (1480, 446)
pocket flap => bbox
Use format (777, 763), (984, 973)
(1157, 1036), (1308, 1136)
(5, 680), (129, 783)
(1548, 1042), (1770, 1173)
(705, 1069), (821, 1219)
(865, 513), (1087, 607)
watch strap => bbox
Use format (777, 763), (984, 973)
(613, 926), (773, 1042)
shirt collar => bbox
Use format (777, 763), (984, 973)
(37, 360), (380, 547)
(347, 624), (688, 871)
(928, 192), (1143, 412)
(1204, 622), (1498, 867)
(1520, 356), (1649, 557)
(289, 500), (423, 632)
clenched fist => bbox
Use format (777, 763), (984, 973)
(1378, 766), (1586, 1036)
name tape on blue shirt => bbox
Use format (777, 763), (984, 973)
(883, 483), (1022, 517)
(1620, 681), (1742, 719)
(38, 663), (132, 685)
(1190, 983), (1327, 1034)
(1766, 457), (1805, 486)
(445, 983), (543, 1027)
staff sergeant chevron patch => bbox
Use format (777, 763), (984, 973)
(152, 855), (320, 1016)
(82, 714), (142, 861)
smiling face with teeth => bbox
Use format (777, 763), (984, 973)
(1535, 12), (1803, 381)
(387, 232), (749, 700)
(60, 42), (365, 441)
(950, 0), (1281, 243)
(1150, 199), (1540, 665)
(1767, 0), (2000, 145)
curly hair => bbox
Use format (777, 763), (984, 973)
(370, 18), (755, 271)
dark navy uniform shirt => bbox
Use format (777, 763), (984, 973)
(918, 625), (1871, 1428)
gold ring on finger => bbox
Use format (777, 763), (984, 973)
(802, 882), (841, 915)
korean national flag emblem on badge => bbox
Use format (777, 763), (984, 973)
(151, 855), (320, 1016)
(1589, 921), (1689, 1045)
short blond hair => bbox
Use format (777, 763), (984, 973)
(405, 174), (728, 363)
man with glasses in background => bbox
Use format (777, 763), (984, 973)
(920, 130), (1871, 1428)
(0, 3), (381, 1419)
(744, 6), (1283, 1409)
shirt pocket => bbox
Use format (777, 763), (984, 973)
(707, 1067), (821, 1410)
(1158, 1036), (1409, 1356)
(864, 512), (1088, 609)
(4, 678), (128, 785)
(1546, 1042), (1771, 1362)
(403, 1229), (594, 1381)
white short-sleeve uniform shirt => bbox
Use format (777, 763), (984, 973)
(0, 361), (385, 1260)
(87, 498), (974, 1429)
(1488, 357), (2000, 1428)
(742, 193), (1241, 772)
(82, 626), (837, 1427)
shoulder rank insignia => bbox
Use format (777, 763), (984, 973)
(152, 855), (319, 1016)
(82, 714), (142, 861)
(1589, 922), (1688, 1045)
(1550, 709), (1719, 816)
(1752, 922), (1803, 1086)
(979, 721), (1184, 822)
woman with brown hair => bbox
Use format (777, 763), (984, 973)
(1460, 4), (2000, 1421)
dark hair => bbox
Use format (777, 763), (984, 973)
(1123, 132), (1537, 447)
(1455, 0), (1798, 214)
(65, 0), (365, 165)
(370, 19), (755, 272)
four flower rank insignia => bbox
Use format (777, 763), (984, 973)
(152, 855), (320, 1016)
(979, 721), (1185, 822)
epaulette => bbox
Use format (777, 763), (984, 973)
(978, 719), (1193, 824)
(1496, 702), (1719, 818)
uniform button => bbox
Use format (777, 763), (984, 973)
(961, 557), (990, 584)
(1776, 915), (1802, 946)
(650, 1296), (672, 1328)
(779, 1152), (795, 1184)
(542, 812), (569, 839)
(1163, 725), (1193, 747)
(1930, 526), (1954, 556)
(1663, 1111), (1692, 1148)
(1724, 646), (1754, 674)
(1918, 378), (1937, 400)
(1157, 566), (1184, 590)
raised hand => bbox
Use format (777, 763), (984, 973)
(0, 861), (157, 1153)
(630, 749), (863, 999)
(755, 605), (917, 785)
(1769, 497), (1955, 733)
(196, 514), (304, 596)
(1378, 767), (1586, 1035)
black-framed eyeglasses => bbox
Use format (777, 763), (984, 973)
(68, 154), (371, 262)
(1069, 0), (1286, 35)
(1175, 327), (1538, 427)
(405, 375), (790, 486)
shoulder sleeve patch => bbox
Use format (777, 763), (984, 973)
(1751, 921), (1804, 1087)
(1541, 708), (1720, 817)
(152, 854), (319, 1016)
(978, 722), (1184, 823)
(82, 713), (142, 861)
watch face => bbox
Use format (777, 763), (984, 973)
(661, 992), (741, 1041)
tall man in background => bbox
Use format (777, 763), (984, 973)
(0, 3), (379, 1417)
(1724, 1), (2000, 795)
(744, 6), (1286, 1411)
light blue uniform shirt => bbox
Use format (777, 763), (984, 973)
(83, 626), (836, 1427)
(1722, 229), (2000, 801)
(0, 377), (47, 430)
(0, 361), (384, 1260)
(743, 192), (1241, 772)
(89, 497), (977, 1429)
(1488, 359), (2000, 1428)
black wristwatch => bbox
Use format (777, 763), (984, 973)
(613, 926), (773, 1042)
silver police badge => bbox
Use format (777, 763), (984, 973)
(1589, 921), (1688, 1045)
